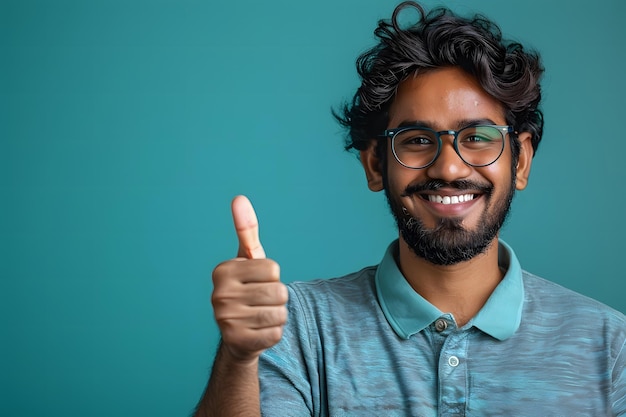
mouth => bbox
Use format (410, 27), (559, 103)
(423, 194), (476, 205)
(400, 180), (491, 217)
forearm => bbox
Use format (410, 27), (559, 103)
(194, 343), (261, 417)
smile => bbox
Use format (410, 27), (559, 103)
(425, 194), (475, 204)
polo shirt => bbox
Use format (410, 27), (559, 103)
(259, 240), (626, 416)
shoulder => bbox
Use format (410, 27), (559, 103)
(523, 271), (625, 318)
(287, 265), (378, 305)
(521, 270), (626, 344)
(283, 265), (381, 328)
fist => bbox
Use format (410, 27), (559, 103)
(211, 195), (288, 362)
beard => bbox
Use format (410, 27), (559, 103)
(384, 176), (516, 266)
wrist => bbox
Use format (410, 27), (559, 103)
(218, 342), (261, 369)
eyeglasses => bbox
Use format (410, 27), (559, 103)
(380, 125), (514, 169)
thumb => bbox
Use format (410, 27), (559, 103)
(231, 195), (266, 259)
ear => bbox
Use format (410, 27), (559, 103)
(515, 132), (534, 190)
(360, 141), (384, 192)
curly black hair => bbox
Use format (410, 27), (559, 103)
(334, 1), (544, 163)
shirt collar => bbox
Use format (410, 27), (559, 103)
(375, 240), (524, 341)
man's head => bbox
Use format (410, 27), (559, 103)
(335, 1), (544, 265)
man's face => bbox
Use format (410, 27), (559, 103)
(378, 67), (521, 265)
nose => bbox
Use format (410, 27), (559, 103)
(424, 136), (472, 181)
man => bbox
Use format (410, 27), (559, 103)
(195, 2), (626, 415)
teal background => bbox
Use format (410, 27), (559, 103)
(2, 0), (625, 415)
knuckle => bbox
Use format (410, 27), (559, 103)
(212, 260), (235, 284)
(265, 259), (281, 279)
(254, 282), (287, 304)
(210, 292), (227, 311)
(265, 326), (284, 346)
(278, 305), (288, 325)
(275, 283), (289, 304)
(254, 309), (272, 326)
(210, 283), (234, 307)
(215, 318), (238, 338)
(256, 307), (286, 327)
(210, 289), (242, 317)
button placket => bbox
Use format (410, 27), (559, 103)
(438, 329), (468, 415)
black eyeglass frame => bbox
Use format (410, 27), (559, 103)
(379, 125), (515, 170)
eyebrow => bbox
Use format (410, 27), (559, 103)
(395, 118), (500, 130)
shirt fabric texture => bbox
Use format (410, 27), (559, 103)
(259, 240), (626, 416)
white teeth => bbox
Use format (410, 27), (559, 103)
(427, 194), (474, 204)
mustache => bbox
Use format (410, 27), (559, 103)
(400, 179), (492, 197)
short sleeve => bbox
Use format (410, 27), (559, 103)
(259, 286), (318, 417)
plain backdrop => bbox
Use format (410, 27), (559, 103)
(2, 0), (625, 415)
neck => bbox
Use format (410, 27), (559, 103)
(397, 236), (504, 327)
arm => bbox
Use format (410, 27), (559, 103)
(193, 196), (287, 417)
(194, 343), (261, 416)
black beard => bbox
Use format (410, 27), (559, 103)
(384, 178), (516, 266)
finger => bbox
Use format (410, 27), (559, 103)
(231, 195), (266, 259)
(216, 305), (288, 331)
(212, 280), (288, 307)
(213, 258), (280, 286)
(242, 282), (288, 306)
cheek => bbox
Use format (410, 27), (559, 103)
(385, 158), (421, 194)
(484, 150), (513, 183)
(481, 164), (503, 178)
(385, 139), (424, 191)
(479, 161), (514, 202)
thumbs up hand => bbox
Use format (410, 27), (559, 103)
(211, 196), (288, 363)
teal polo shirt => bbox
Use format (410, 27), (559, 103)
(259, 240), (626, 416)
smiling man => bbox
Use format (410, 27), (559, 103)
(195, 2), (626, 416)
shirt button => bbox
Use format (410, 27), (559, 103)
(434, 318), (448, 332)
(448, 356), (460, 367)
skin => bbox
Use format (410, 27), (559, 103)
(195, 66), (534, 415)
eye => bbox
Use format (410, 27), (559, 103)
(394, 129), (436, 151)
(403, 136), (433, 145)
(463, 135), (492, 143)
(458, 126), (502, 149)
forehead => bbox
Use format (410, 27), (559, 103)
(388, 67), (506, 129)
